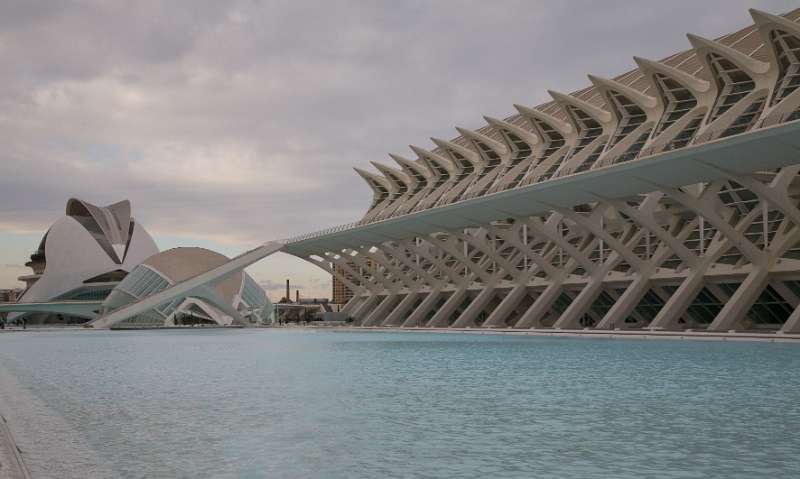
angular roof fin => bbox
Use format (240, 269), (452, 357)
(409, 144), (457, 175)
(548, 89), (614, 124)
(454, 126), (509, 156)
(749, 8), (800, 34)
(483, 116), (540, 147)
(633, 56), (711, 95)
(430, 137), (481, 166)
(587, 74), (658, 110)
(370, 161), (412, 189)
(686, 33), (770, 75)
(389, 153), (432, 180)
(513, 103), (573, 136)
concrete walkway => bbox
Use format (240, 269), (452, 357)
(0, 414), (30, 479)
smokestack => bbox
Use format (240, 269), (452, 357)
(286, 279), (290, 303)
(296, 289), (300, 303)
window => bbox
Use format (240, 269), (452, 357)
(607, 90), (648, 148)
(662, 112), (704, 151)
(770, 30), (800, 106)
(719, 96), (766, 138)
(652, 73), (698, 137)
(707, 53), (756, 123)
(564, 105), (604, 161)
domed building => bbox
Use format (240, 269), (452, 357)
(101, 247), (271, 328)
(13, 198), (159, 324)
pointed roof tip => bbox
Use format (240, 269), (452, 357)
(749, 7), (799, 29)
(632, 55), (655, 68)
(483, 115), (512, 129)
(454, 126), (472, 136)
(748, 7), (770, 22)
(686, 33), (705, 48)
(354, 165), (381, 177)
(430, 136), (450, 147)
(548, 88), (612, 122)
(686, 32), (713, 49)
(513, 103), (531, 115)
(633, 54), (712, 93)
(687, 31), (770, 73)
(587, 73), (657, 108)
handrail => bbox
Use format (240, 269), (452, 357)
(280, 112), (800, 245)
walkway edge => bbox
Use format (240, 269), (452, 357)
(325, 326), (800, 343)
(0, 414), (31, 479)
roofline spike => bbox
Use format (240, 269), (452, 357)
(483, 115), (540, 146)
(686, 33), (770, 75)
(371, 161), (412, 187)
(409, 144), (457, 174)
(587, 74), (658, 109)
(548, 89), (613, 124)
(430, 136), (480, 163)
(513, 103), (573, 135)
(390, 153), (432, 178)
(633, 55), (711, 94)
(454, 126), (509, 155)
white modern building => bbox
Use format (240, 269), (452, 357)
(100, 247), (271, 328)
(280, 8), (800, 334)
(10, 198), (159, 324)
(89, 8), (800, 336)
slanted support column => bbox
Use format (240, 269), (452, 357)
(551, 204), (646, 329)
(513, 217), (599, 329)
(781, 304), (800, 333)
(402, 287), (448, 327)
(594, 196), (699, 329)
(448, 228), (522, 328)
(647, 181), (764, 330)
(397, 234), (474, 327)
(341, 295), (365, 315)
(514, 281), (564, 328)
(427, 287), (470, 327)
(481, 222), (558, 328)
(379, 240), (443, 326)
(707, 267), (769, 331)
(597, 277), (651, 329)
(483, 285), (532, 328)
(361, 247), (417, 326)
(384, 291), (424, 326)
(450, 283), (498, 328)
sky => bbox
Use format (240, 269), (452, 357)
(0, 0), (796, 300)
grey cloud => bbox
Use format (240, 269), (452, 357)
(0, 0), (797, 248)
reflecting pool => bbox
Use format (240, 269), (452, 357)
(0, 329), (798, 478)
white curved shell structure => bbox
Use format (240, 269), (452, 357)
(100, 247), (271, 328)
(15, 198), (159, 317)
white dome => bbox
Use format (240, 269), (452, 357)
(101, 247), (270, 328)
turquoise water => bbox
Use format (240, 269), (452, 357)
(0, 329), (798, 478)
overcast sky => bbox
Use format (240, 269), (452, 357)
(0, 0), (796, 299)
